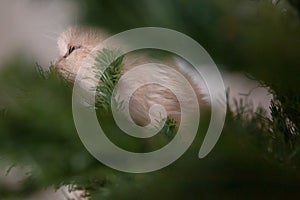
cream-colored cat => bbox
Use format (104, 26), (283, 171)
(54, 27), (204, 127)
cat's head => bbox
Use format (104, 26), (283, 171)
(54, 26), (109, 81)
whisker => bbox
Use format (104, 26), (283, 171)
(47, 31), (60, 37)
(42, 33), (57, 41)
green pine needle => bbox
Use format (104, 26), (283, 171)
(93, 48), (124, 111)
(162, 116), (177, 138)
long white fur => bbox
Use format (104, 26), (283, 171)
(55, 27), (206, 126)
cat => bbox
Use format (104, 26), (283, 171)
(54, 26), (205, 128)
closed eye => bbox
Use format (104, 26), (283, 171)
(69, 46), (76, 54)
(64, 45), (81, 58)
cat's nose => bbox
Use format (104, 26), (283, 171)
(53, 56), (64, 68)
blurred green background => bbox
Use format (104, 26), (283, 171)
(0, 0), (300, 199)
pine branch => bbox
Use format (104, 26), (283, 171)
(92, 48), (124, 112)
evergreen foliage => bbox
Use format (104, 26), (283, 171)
(93, 48), (124, 112)
(1, 0), (300, 199)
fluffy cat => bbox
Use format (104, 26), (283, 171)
(54, 27), (205, 127)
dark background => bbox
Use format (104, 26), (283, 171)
(0, 0), (300, 199)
